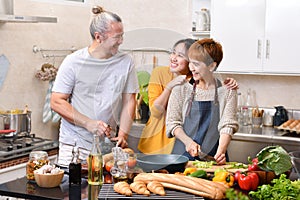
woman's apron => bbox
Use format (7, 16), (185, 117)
(171, 80), (222, 161)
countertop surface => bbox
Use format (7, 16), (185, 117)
(0, 172), (298, 200)
(131, 122), (300, 144)
(0, 174), (205, 200)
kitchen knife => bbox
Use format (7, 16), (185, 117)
(197, 151), (216, 162)
(197, 147), (216, 162)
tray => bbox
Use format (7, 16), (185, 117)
(276, 125), (300, 134)
(98, 184), (204, 199)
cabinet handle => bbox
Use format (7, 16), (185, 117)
(266, 40), (270, 59)
(257, 40), (262, 59)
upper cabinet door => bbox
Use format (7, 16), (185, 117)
(263, 0), (300, 73)
(211, 0), (300, 74)
(210, 0), (265, 72)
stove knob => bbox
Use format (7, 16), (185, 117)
(17, 144), (23, 149)
(25, 142), (32, 147)
(7, 146), (14, 151)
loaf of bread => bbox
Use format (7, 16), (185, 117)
(134, 173), (226, 199)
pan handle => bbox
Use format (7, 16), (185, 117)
(27, 113), (31, 134)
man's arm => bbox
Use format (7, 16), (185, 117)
(50, 92), (111, 136)
(115, 93), (136, 147)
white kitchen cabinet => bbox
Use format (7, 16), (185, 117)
(210, 0), (300, 74)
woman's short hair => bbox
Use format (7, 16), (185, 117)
(188, 38), (223, 67)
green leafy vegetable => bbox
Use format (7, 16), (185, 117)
(256, 145), (292, 175)
(192, 161), (215, 168)
(225, 188), (250, 200)
(249, 174), (300, 200)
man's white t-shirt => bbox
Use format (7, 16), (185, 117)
(52, 47), (139, 150)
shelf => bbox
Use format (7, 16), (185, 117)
(191, 31), (210, 37)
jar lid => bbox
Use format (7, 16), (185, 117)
(29, 150), (48, 159)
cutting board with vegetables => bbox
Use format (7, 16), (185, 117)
(186, 161), (248, 173)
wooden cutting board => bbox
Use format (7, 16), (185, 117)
(185, 161), (248, 173)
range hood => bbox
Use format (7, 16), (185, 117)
(0, 0), (57, 23)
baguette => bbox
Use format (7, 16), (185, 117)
(161, 182), (217, 199)
(134, 173), (224, 199)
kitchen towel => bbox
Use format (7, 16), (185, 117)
(0, 54), (9, 90)
(43, 80), (61, 123)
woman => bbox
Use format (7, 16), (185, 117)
(138, 38), (238, 154)
(166, 38), (239, 164)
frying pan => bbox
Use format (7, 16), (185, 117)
(137, 154), (189, 173)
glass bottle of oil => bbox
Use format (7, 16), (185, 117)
(88, 134), (103, 185)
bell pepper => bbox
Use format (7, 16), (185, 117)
(248, 157), (260, 171)
(183, 167), (197, 176)
(236, 171), (259, 191)
(212, 171), (235, 187)
(188, 169), (207, 179)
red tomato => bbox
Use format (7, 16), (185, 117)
(105, 160), (114, 172)
(104, 174), (112, 183)
(127, 157), (137, 168)
(234, 171), (241, 183)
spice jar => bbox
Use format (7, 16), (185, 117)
(26, 151), (49, 180)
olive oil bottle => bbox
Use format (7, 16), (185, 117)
(88, 134), (103, 185)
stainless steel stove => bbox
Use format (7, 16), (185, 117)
(0, 134), (58, 161)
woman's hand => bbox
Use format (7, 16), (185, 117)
(166, 75), (187, 90)
(214, 151), (226, 165)
(185, 141), (199, 157)
(86, 120), (112, 137)
(223, 78), (239, 90)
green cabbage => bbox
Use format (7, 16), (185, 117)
(256, 145), (292, 175)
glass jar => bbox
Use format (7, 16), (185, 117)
(26, 151), (49, 180)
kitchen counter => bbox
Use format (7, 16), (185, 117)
(0, 171), (298, 200)
(0, 174), (205, 200)
(128, 122), (300, 163)
(0, 175), (91, 200)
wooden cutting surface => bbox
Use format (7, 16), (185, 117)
(99, 184), (204, 199)
(185, 161), (248, 173)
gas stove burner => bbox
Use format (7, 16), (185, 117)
(0, 134), (59, 161)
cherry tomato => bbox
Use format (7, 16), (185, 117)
(104, 174), (112, 183)
(105, 160), (114, 172)
(127, 157), (137, 168)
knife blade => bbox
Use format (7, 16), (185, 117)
(197, 151), (216, 162)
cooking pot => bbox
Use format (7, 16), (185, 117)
(137, 154), (189, 173)
(0, 110), (31, 137)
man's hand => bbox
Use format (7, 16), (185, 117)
(86, 120), (112, 137)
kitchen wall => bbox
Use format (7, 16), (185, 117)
(0, 0), (299, 140)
